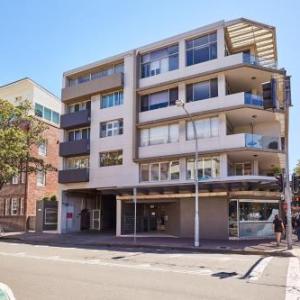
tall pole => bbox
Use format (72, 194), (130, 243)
(133, 187), (137, 243)
(182, 106), (199, 247)
(284, 77), (293, 250)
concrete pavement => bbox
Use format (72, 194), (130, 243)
(1, 231), (299, 257)
(0, 242), (299, 300)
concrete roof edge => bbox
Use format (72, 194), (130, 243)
(0, 77), (60, 101)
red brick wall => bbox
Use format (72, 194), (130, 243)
(26, 124), (60, 219)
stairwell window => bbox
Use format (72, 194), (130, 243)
(186, 78), (218, 102)
(100, 119), (123, 138)
(99, 150), (123, 167)
(186, 32), (217, 66)
(101, 91), (123, 109)
(141, 45), (179, 78)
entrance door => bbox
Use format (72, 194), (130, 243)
(229, 200), (238, 238)
(90, 209), (101, 230)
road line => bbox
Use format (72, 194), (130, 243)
(285, 257), (300, 300)
(247, 257), (273, 281)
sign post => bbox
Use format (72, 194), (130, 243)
(133, 187), (137, 243)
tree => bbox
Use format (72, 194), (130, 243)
(294, 160), (300, 176)
(0, 98), (56, 190)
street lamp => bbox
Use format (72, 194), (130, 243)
(176, 99), (199, 247)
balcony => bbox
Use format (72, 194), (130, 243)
(245, 134), (280, 151)
(58, 168), (89, 184)
(60, 109), (90, 130)
(62, 73), (123, 102)
(59, 139), (90, 157)
(242, 53), (278, 70)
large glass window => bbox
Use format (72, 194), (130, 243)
(140, 161), (180, 182)
(187, 156), (220, 180)
(67, 101), (91, 113)
(141, 45), (179, 78)
(187, 117), (219, 140)
(67, 128), (90, 141)
(34, 103), (60, 125)
(68, 63), (124, 87)
(140, 88), (178, 112)
(66, 156), (89, 169)
(186, 32), (217, 66)
(101, 91), (123, 109)
(140, 124), (179, 147)
(186, 78), (218, 102)
(99, 150), (123, 167)
(100, 119), (123, 138)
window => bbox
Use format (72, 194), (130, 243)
(187, 117), (219, 140)
(38, 141), (47, 156)
(67, 101), (91, 113)
(34, 103), (60, 125)
(69, 63), (124, 87)
(101, 91), (123, 109)
(187, 156), (220, 180)
(186, 32), (217, 66)
(11, 175), (19, 185)
(5, 199), (10, 216)
(100, 119), (123, 138)
(186, 79), (218, 102)
(35, 103), (43, 117)
(140, 87), (178, 112)
(44, 208), (58, 225)
(66, 156), (89, 169)
(140, 123), (179, 146)
(36, 170), (46, 187)
(10, 198), (19, 216)
(141, 45), (179, 78)
(140, 161), (180, 182)
(99, 150), (123, 167)
(233, 162), (252, 176)
(67, 128), (90, 141)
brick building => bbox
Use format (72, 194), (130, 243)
(0, 78), (61, 231)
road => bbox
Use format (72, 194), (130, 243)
(0, 241), (299, 300)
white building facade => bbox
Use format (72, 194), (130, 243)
(58, 18), (289, 240)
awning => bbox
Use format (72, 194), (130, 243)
(225, 18), (277, 69)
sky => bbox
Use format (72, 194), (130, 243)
(0, 0), (299, 169)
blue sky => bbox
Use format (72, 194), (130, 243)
(0, 0), (299, 169)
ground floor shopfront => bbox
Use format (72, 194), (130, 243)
(59, 186), (281, 240)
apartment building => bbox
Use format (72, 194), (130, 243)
(0, 78), (61, 231)
(58, 18), (290, 240)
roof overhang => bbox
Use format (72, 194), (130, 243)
(225, 18), (277, 69)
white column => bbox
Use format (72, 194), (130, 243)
(220, 154), (228, 178)
(116, 199), (122, 236)
(179, 39), (186, 69)
(217, 27), (225, 59)
(218, 73), (226, 97)
(253, 160), (259, 175)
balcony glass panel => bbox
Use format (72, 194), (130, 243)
(245, 134), (279, 150)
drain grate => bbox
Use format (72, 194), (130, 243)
(211, 272), (238, 279)
(111, 256), (125, 260)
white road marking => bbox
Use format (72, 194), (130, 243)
(248, 257), (273, 281)
(0, 251), (212, 277)
(285, 257), (300, 300)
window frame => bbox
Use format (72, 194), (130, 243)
(140, 160), (180, 182)
(67, 127), (90, 142)
(38, 141), (47, 156)
(36, 170), (46, 187)
(100, 90), (124, 109)
(186, 156), (220, 180)
(10, 198), (19, 216)
(140, 123), (179, 147)
(100, 119), (123, 138)
(186, 116), (219, 140)
(99, 150), (123, 167)
(65, 156), (89, 170)
(186, 78), (218, 102)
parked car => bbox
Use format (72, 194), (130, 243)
(0, 283), (15, 300)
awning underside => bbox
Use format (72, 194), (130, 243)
(225, 20), (277, 69)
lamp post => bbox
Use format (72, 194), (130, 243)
(176, 99), (199, 247)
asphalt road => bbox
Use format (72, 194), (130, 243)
(0, 242), (299, 300)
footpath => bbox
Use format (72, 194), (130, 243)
(1, 231), (299, 257)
